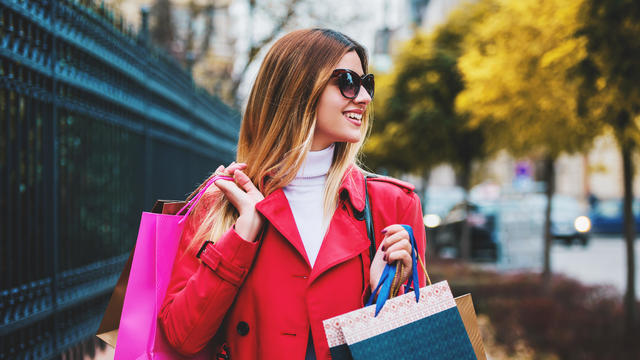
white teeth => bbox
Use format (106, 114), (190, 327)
(345, 112), (362, 120)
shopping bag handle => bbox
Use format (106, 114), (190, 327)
(366, 225), (421, 316)
(177, 175), (234, 223)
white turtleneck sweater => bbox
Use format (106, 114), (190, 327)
(282, 143), (335, 268)
(283, 144), (334, 360)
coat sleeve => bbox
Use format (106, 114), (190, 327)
(158, 212), (260, 355)
(399, 192), (428, 288)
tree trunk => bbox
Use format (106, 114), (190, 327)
(621, 141), (637, 338)
(459, 161), (472, 261)
(542, 155), (555, 287)
(419, 168), (430, 207)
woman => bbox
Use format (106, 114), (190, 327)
(159, 28), (427, 359)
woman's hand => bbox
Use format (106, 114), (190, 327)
(213, 162), (265, 242)
(369, 225), (413, 291)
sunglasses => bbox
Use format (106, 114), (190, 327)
(331, 69), (375, 100)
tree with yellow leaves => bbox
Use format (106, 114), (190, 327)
(364, 1), (497, 260)
(456, 0), (601, 283)
(576, 0), (640, 339)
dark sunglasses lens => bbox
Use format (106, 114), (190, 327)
(362, 75), (375, 98)
(339, 72), (360, 98)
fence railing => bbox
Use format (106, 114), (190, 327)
(0, 0), (240, 358)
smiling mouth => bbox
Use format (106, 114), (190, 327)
(344, 112), (362, 126)
(345, 112), (362, 120)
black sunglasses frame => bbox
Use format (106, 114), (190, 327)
(330, 69), (375, 100)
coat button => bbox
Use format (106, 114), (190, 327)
(237, 321), (250, 336)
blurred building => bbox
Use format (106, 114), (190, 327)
(115, 0), (393, 103)
(443, 134), (640, 203)
(109, 0), (237, 102)
(371, 0), (468, 71)
(581, 135), (640, 200)
(420, 0), (467, 33)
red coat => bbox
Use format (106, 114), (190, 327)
(159, 166), (427, 359)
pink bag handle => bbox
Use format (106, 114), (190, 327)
(177, 175), (234, 223)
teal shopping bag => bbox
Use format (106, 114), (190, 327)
(323, 226), (477, 360)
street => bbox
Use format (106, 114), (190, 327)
(551, 236), (640, 297)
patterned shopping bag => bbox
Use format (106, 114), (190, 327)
(324, 280), (476, 360)
(323, 226), (478, 360)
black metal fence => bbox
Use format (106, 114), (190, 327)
(0, 0), (240, 358)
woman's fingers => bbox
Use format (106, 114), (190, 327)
(384, 239), (411, 258)
(205, 165), (226, 194)
(382, 224), (405, 234)
(234, 170), (264, 199)
(214, 177), (247, 210)
(213, 166), (265, 215)
(383, 239), (412, 267)
(233, 170), (252, 191)
(370, 224), (418, 289)
(214, 161), (243, 176)
(380, 225), (413, 281)
(381, 228), (409, 251)
(386, 248), (412, 269)
(222, 162), (246, 175)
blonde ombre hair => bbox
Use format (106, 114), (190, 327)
(187, 29), (371, 250)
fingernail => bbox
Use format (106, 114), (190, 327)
(381, 229), (387, 234)
(383, 253), (388, 261)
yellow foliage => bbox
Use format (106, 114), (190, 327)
(456, 0), (599, 157)
(539, 37), (587, 69)
(426, 71), (440, 85)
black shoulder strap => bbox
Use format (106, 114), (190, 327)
(363, 174), (377, 262)
(351, 172), (378, 262)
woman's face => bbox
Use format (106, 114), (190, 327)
(313, 51), (372, 151)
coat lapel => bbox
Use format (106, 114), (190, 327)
(255, 167), (372, 282)
(309, 167), (369, 284)
(255, 188), (310, 266)
(309, 206), (369, 284)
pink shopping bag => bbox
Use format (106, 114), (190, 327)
(113, 175), (231, 359)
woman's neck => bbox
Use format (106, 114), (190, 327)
(290, 143), (335, 183)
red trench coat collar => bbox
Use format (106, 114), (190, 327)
(337, 165), (367, 213)
(254, 165), (369, 282)
(258, 165), (366, 212)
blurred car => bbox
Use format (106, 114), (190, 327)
(427, 200), (499, 262)
(525, 194), (591, 246)
(552, 198), (591, 246)
(422, 186), (465, 229)
(589, 198), (640, 234)
(426, 192), (591, 261)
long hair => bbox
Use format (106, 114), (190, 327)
(187, 29), (371, 250)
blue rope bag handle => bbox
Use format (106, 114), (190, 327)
(366, 225), (420, 316)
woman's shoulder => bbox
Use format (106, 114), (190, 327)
(365, 173), (419, 206)
(366, 174), (415, 193)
